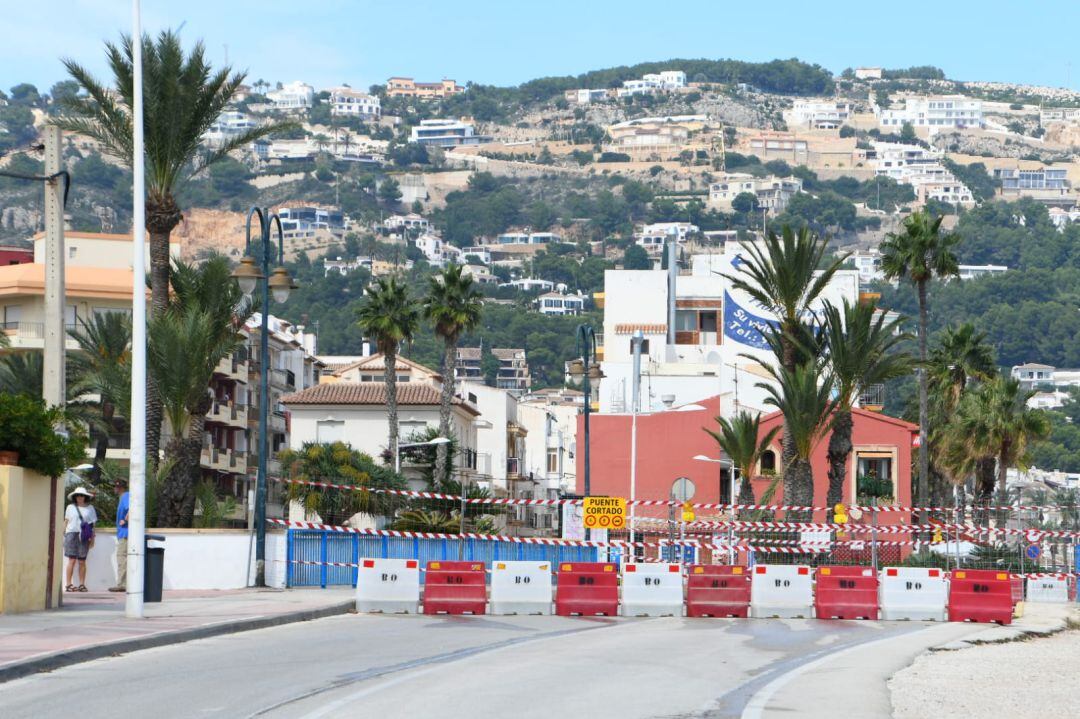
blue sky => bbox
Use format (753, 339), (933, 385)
(3, 1), (1076, 94)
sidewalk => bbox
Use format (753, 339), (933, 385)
(0, 587), (354, 683)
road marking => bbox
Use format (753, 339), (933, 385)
(740, 632), (913, 719)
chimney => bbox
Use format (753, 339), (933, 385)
(666, 235), (678, 346)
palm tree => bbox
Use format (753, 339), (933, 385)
(726, 225), (846, 506)
(423, 265), (483, 482)
(704, 411), (780, 506)
(927, 322), (996, 415)
(757, 360), (836, 509)
(68, 312), (133, 482)
(819, 299), (911, 508)
(879, 210), (960, 512)
(149, 256), (250, 526)
(55, 29), (290, 477)
(943, 377), (1050, 509)
(356, 276), (420, 462)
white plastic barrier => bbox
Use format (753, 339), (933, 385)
(490, 561), (553, 615)
(878, 567), (948, 621)
(355, 558), (421, 613)
(1026, 576), (1069, 603)
(749, 565), (814, 618)
(621, 563), (684, 617)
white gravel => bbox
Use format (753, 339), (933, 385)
(890, 629), (1080, 718)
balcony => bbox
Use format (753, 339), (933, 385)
(214, 355), (249, 383)
(859, 384), (885, 412)
(85, 431), (131, 461)
(269, 367), (296, 390)
(507, 457), (521, 478)
(207, 400), (248, 429)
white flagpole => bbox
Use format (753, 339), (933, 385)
(126, 0), (147, 619)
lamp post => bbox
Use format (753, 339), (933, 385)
(693, 454), (735, 563)
(568, 324), (600, 540)
(232, 207), (296, 587)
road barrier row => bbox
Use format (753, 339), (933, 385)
(354, 560), (1043, 623)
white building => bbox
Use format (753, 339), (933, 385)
(877, 94), (984, 130)
(1011, 363), (1056, 389)
(597, 244), (860, 414)
(266, 81), (314, 110)
(324, 256), (372, 276)
(788, 100), (853, 130)
(1039, 107), (1080, 125)
(957, 264), (1008, 280)
(566, 88), (610, 104)
(499, 278), (555, 293)
(383, 213), (429, 233)
(1027, 390), (1071, 410)
(202, 110), (256, 147)
(409, 118), (489, 147)
(414, 233), (463, 267)
(328, 87), (380, 120)
(850, 249), (885, 285)
(282, 370), (479, 490)
(616, 70), (687, 97)
(855, 67), (883, 80)
(491, 231), (561, 245)
(707, 174), (804, 212)
(460, 246), (492, 265)
(461, 263), (497, 284)
(871, 142), (975, 207)
(516, 390), (582, 529)
(536, 291), (585, 316)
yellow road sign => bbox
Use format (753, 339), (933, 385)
(583, 496), (626, 530)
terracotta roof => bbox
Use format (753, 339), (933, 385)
(492, 348), (525, 359)
(457, 347), (482, 360)
(282, 382), (479, 415)
(614, 323), (667, 334)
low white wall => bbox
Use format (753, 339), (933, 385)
(81, 529), (287, 592)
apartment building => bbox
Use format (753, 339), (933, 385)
(266, 81), (314, 110)
(535, 291), (584, 316)
(328, 87), (381, 120)
(598, 245), (859, 414)
(788, 100), (853, 129)
(877, 94), (984, 130)
(515, 389), (582, 533)
(385, 77), (465, 99)
(855, 67), (883, 80)
(850, 249), (885, 286)
(994, 167), (1072, 203)
(1039, 107), (1080, 124)
(492, 230), (561, 245)
(871, 142), (975, 207)
(564, 88), (611, 104)
(408, 118), (489, 148)
(606, 114), (708, 158)
(707, 173), (804, 212)
(455, 347), (531, 393)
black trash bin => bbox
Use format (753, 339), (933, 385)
(144, 534), (166, 603)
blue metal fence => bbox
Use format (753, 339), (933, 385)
(286, 530), (599, 587)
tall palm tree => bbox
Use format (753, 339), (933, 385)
(757, 360), (836, 509)
(356, 276), (420, 462)
(927, 322), (996, 414)
(879, 210), (960, 511)
(149, 256), (250, 526)
(819, 299), (911, 508)
(68, 312), (133, 482)
(704, 411), (780, 506)
(943, 377), (1050, 508)
(55, 29), (289, 477)
(423, 265), (483, 482)
(726, 225), (846, 505)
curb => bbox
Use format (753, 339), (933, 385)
(0, 600), (354, 684)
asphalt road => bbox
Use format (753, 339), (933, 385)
(0, 612), (991, 719)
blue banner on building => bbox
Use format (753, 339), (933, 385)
(723, 291), (779, 348)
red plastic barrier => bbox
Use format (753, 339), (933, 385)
(555, 562), (618, 616)
(814, 566), (879, 620)
(948, 569), (1012, 625)
(1010, 576), (1024, 606)
(686, 565), (750, 618)
(423, 561), (487, 615)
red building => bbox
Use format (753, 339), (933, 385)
(0, 245), (33, 266)
(576, 397), (918, 522)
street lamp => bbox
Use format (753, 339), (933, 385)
(232, 207), (296, 588)
(694, 454), (736, 564)
(568, 324), (601, 540)
(394, 436), (451, 473)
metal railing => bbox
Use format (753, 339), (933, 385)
(286, 530), (597, 587)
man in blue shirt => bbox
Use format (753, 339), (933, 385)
(109, 479), (130, 592)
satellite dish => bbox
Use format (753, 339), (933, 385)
(671, 477), (696, 502)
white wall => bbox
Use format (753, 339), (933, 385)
(460, 383), (513, 488)
(82, 529), (287, 592)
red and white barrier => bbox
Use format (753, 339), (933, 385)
(355, 558), (421, 614)
(490, 561), (553, 615)
(749, 565), (814, 619)
(878, 567), (947, 621)
(621, 563), (683, 617)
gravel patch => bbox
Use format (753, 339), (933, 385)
(891, 629), (1080, 718)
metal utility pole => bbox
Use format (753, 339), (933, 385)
(42, 126), (65, 408)
(126, 0), (147, 619)
(629, 330), (643, 547)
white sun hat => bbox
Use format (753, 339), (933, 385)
(67, 487), (95, 500)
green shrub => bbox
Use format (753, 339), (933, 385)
(0, 394), (87, 477)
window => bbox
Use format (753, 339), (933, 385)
(2, 304), (22, 326)
(316, 420), (345, 444)
(547, 448), (558, 474)
(68, 246), (77, 259)
(759, 450), (776, 474)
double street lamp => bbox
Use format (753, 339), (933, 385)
(568, 324), (602, 540)
(232, 207), (296, 587)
